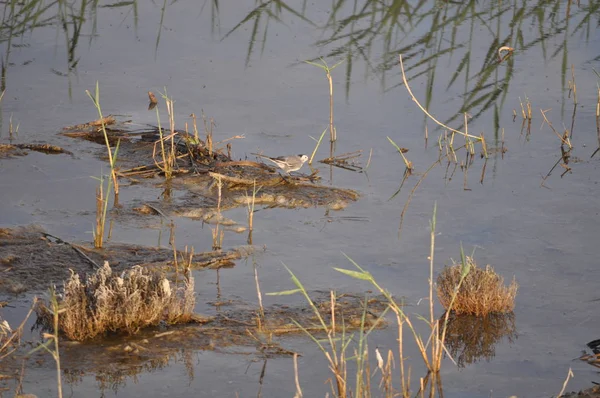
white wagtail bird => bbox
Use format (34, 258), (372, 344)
(251, 153), (309, 173)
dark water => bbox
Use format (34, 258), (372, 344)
(1, 1), (600, 397)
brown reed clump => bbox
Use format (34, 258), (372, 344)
(36, 262), (195, 341)
(436, 256), (517, 316)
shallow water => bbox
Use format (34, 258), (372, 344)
(1, 1), (600, 397)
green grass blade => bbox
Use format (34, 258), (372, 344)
(333, 267), (372, 281)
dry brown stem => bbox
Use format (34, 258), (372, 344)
(399, 54), (480, 140)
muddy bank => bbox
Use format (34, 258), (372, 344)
(0, 225), (253, 296)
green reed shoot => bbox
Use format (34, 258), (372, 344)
(86, 82), (120, 196)
(569, 64), (577, 105)
(245, 179), (261, 232)
(305, 58), (344, 143)
(211, 175), (224, 251)
(309, 127), (328, 165)
(28, 288), (64, 398)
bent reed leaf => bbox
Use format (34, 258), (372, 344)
(266, 289), (303, 296)
(333, 267), (372, 281)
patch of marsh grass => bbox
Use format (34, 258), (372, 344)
(36, 262), (195, 341)
(436, 255), (518, 316)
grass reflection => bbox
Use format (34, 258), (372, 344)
(231, 0), (599, 132)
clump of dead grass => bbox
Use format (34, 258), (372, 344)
(36, 262), (195, 341)
(436, 256), (517, 316)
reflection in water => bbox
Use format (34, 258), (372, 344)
(222, 1), (316, 67)
(62, 349), (196, 396)
(4, 1), (597, 125)
(0, 1), (144, 96)
(30, 291), (386, 396)
(442, 311), (517, 368)
(230, 1), (599, 133)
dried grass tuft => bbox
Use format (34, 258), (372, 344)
(36, 262), (195, 341)
(436, 256), (517, 316)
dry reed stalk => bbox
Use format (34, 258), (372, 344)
(569, 64), (577, 105)
(447, 131), (457, 163)
(8, 113), (18, 140)
(253, 259), (264, 326)
(375, 348), (394, 397)
(94, 185), (104, 248)
(398, 54), (480, 141)
(28, 291), (63, 398)
(519, 96), (532, 120)
(245, 180), (259, 231)
(293, 353), (303, 398)
(1, 298), (37, 361)
(463, 113), (472, 156)
(48, 289), (63, 398)
(202, 110), (213, 156)
(480, 159), (488, 184)
(305, 58), (343, 143)
(93, 174), (113, 250)
(396, 312), (410, 398)
(480, 133), (488, 158)
(387, 136), (413, 171)
(212, 176), (224, 251)
(328, 69), (336, 143)
(151, 95), (177, 179)
(428, 203), (436, 366)
(596, 87), (600, 147)
(366, 148), (373, 169)
(325, 291), (348, 398)
(540, 108), (572, 148)
(166, 96), (176, 159)
(557, 368), (574, 397)
(364, 347), (372, 395)
(191, 113), (199, 141)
